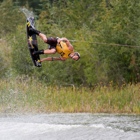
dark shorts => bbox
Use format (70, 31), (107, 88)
(46, 37), (58, 49)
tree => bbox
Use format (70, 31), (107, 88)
(94, 0), (140, 84)
(0, 0), (25, 37)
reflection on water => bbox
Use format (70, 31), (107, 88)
(0, 113), (140, 140)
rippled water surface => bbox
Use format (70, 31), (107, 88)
(0, 113), (139, 140)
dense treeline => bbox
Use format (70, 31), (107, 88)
(0, 0), (140, 86)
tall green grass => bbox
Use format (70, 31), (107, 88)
(0, 76), (140, 114)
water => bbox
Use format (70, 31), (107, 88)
(0, 113), (139, 140)
(20, 7), (34, 18)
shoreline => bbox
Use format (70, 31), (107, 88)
(0, 77), (140, 114)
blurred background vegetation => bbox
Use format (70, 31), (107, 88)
(0, 0), (140, 87)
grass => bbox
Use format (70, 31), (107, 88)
(0, 76), (140, 114)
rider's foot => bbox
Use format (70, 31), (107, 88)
(33, 50), (44, 55)
(29, 27), (41, 36)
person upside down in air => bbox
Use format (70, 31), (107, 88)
(28, 26), (80, 62)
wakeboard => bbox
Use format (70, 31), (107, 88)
(26, 17), (41, 67)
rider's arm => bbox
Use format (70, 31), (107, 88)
(57, 38), (74, 50)
(41, 57), (66, 62)
(57, 37), (69, 43)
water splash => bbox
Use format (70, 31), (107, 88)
(20, 7), (35, 29)
(20, 7), (34, 18)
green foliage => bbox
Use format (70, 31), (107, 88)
(10, 25), (34, 75)
(1, 0), (140, 86)
(93, 0), (140, 84)
(0, 39), (12, 78)
(0, 0), (25, 37)
(0, 78), (140, 113)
